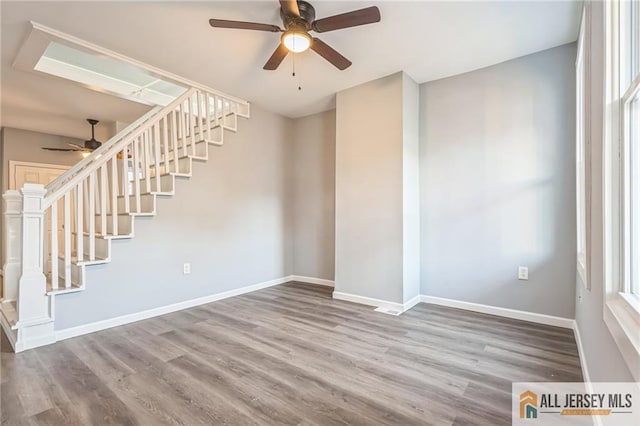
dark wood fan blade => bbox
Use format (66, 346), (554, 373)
(42, 147), (79, 152)
(279, 0), (300, 17)
(312, 6), (381, 33)
(209, 19), (282, 32)
(263, 43), (289, 70)
(67, 143), (85, 150)
(311, 38), (352, 70)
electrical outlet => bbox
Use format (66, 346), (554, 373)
(518, 266), (529, 280)
(183, 263), (191, 275)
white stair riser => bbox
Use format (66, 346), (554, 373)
(70, 234), (110, 259)
(117, 193), (156, 214)
(55, 259), (83, 287)
(138, 174), (175, 194)
(95, 214), (133, 236)
(167, 139), (211, 159)
(151, 157), (192, 177)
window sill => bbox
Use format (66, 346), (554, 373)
(604, 295), (640, 381)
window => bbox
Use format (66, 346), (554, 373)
(576, 6), (591, 289)
(603, 0), (640, 381)
(621, 0), (640, 302)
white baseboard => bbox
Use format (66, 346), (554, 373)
(573, 321), (592, 383)
(420, 295), (574, 329)
(55, 276), (289, 341)
(403, 294), (422, 312)
(332, 291), (405, 313)
(289, 275), (334, 287)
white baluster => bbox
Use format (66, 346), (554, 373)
(153, 124), (162, 192)
(100, 165), (107, 235)
(133, 137), (141, 211)
(122, 145), (130, 214)
(144, 131), (151, 193)
(180, 102), (187, 157)
(75, 181), (83, 262)
(196, 90), (203, 142)
(50, 202), (58, 290)
(63, 192), (71, 288)
(110, 158), (118, 236)
(205, 92), (212, 142)
(188, 93), (196, 155)
(171, 110), (179, 173)
(162, 116), (170, 177)
(214, 95), (219, 126)
(88, 171), (96, 261)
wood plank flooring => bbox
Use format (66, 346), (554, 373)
(0, 282), (583, 425)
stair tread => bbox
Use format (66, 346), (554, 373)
(1, 300), (17, 326)
(57, 253), (109, 265)
(117, 192), (170, 198)
(95, 212), (153, 217)
(46, 277), (83, 295)
(74, 231), (133, 240)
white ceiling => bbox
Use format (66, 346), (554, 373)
(1, 1), (581, 139)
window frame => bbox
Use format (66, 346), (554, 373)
(603, 0), (640, 382)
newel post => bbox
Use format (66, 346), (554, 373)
(16, 184), (50, 321)
(2, 190), (22, 302)
(14, 184), (55, 350)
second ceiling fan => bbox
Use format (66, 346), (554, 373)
(209, 0), (381, 71)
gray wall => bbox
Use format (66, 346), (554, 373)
(291, 110), (336, 280)
(574, 1), (633, 381)
(420, 44), (578, 319)
(335, 72), (405, 304)
(55, 105), (294, 329)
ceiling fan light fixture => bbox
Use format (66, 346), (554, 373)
(282, 31), (311, 53)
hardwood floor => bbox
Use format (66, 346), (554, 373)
(1, 282), (583, 425)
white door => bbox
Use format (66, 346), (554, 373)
(9, 161), (69, 190)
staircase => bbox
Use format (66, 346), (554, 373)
(0, 87), (250, 352)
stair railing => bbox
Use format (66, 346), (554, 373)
(2, 87), (249, 348)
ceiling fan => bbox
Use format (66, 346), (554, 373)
(209, 0), (381, 71)
(42, 119), (102, 155)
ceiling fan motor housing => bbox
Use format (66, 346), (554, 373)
(85, 139), (102, 150)
(281, 0), (315, 30)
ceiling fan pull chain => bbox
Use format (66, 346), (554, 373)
(291, 54), (302, 91)
(292, 53), (296, 77)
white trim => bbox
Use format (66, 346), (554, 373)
(572, 321), (592, 383)
(403, 294), (422, 312)
(420, 295), (574, 329)
(574, 320), (601, 426)
(55, 276), (289, 341)
(8, 161), (70, 190)
(332, 291), (405, 313)
(289, 275), (334, 287)
(604, 298), (640, 381)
